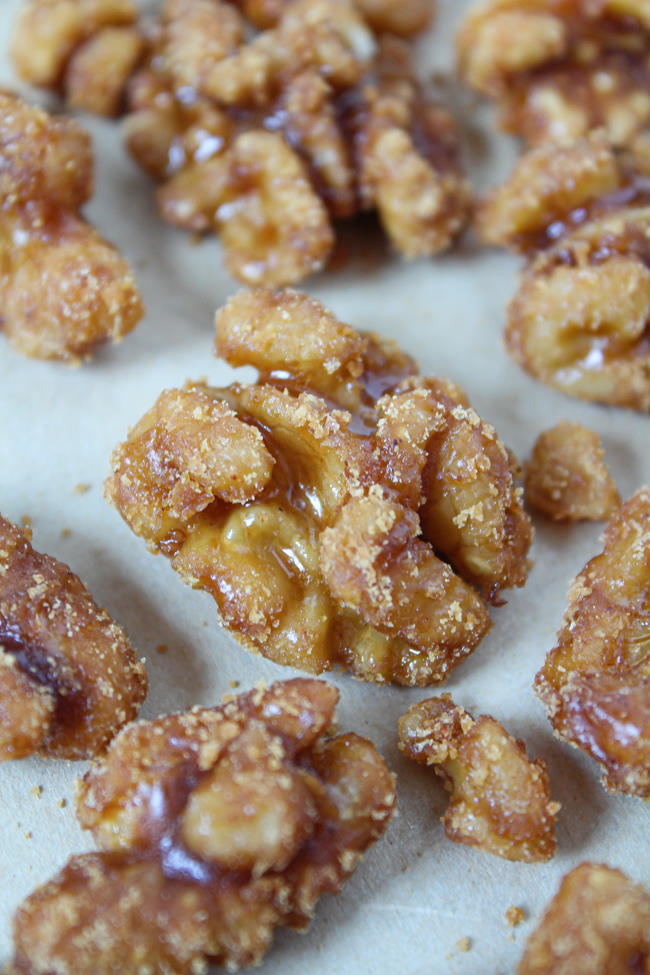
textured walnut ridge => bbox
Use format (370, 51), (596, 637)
(106, 289), (532, 686)
(457, 0), (650, 146)
(0, 515), (147, 760)
(535, 486), (650, 799)
(10, 677), (396, 975)
(479, 134), (650, 411)
(398, 695), (559, 862)
(518, 862), (650, 975)
(0, 92), (144, 362)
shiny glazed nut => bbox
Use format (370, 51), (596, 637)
(0, 515), (147, 761)
(237, 0), (434, 35)
(10, 677), (396, 974)
(457, 0), (650, 146)
(518, 862), (650, 974)
(525, 421), (620, 521)
(0, 93), (144, 362)
(106, 289), (532, 685)
(479, 135), (650, 412)
(398, 695), (559, 862)
(535, 486), (650, 798)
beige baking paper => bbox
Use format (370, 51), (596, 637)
(0, 1), (648, 972)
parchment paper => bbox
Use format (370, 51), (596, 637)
(1, 1), (648, 971)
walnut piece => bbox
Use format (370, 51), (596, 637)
(0, 93), (144, 362)
(10, 677), (396, 974)
(122, 0), (469, 285)
(105, 289), (532, 686)
(0, 515), (147, 761)
(479, 134), (650, 412)
(535, 486), (650, 798)
(398, 694), (558, 862)
(457, 0), (650, 146)
(518, 862), (650, 975)
(525, 421), (620, 522)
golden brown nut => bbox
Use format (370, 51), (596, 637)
(237, 0), (434, 35)
(106, 289), (532, 685)
(10, 677), (396, 974)
(479, 135), (650, 412)
(457, 0), (650, 146)
(518, 862), (650, 974)
(535, 486), (650, 798)
(398, 694), (558, 862)
(123, 0), (469, 285)
(525, 421), (620, 522)
(0, 93), (144, 362)
(0, 515), (147, 761)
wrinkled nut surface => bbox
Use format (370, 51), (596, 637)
(122, 0), (469, 285)
(535, 486), (650, 798)
(0, 92), (144, 362)
(518, 862), (650, 975)
(11, 677), (396, 975)
(0, 515), (147, 761)
(106, 289), (532, 686)
(398, 694), (558, 862)
(457, 0), (650, 146)
(525, 421), (620, 522)
(479, 134), (650, 411)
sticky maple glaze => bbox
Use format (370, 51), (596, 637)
(0, 515), (147, 760)
(535, 486), (650, 798)
(11, 678), (396, 975)
(107, 289), (532, 686)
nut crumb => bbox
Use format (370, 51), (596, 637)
(30, 785), (43, 800)
(74, 483), (91, 495)
(506, 905), (525, 927)
(456, 936), (471, 953)
(154, 644), (168, 655)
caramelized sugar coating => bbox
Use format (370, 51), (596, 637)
(525, 421), (620, 522)
(11, 0), (144, 116)
(535, 486), (650, 798)
(479, 135), (650, 411)
(106, 290), (532, 685)
(11, 678), (396, 974)
(0, 93), (144, 362)
(518, 862), (650, 974)
(398, 695), (558, 862)
(457, 0), (650, 146)
(123, 0), (469, 285)
(0, 516), (146, 761)
(238, 0), (434, 35)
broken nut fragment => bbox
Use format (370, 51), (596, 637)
(0, 515), (147, 761)
(457, 0), (650, 146)
(106, 289), (532, 685)
(398, 694), (558, 862)
(10, 677), (396, 975)
(525, 421), (620, 522)
(535, 486), (650, 798)
(479, 134), (650, 412)
(0, 93), (144, 362)
(518, 862), (650, 975)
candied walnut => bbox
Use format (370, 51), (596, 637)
(106, 289), (532, 685)
(518, 862), (650, 974)
(535, 486), (650, 798)
(0, 93), (144, 362)
(0, 515), (147, 761)
(122, 0), (469, 285)
(11, 0), (144, 116)
(479, 135), (650, 412)
(525, 421), (620, 522)
(10, 677), (396, 974)
(457, 0), (650, 146)
(398, 695), (558, 862)
(237, 0), (434, 35)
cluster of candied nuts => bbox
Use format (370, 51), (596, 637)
(535, 485), (650, 799)
(0, 92), (144, 362)
(479, 133), (650, 411)
(10, 677), (396, 975)
(457, 0), (650, 147)
(106, 288), (532, 685)
(398, 695), (559, 862)
(0, 515), (146, 760)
